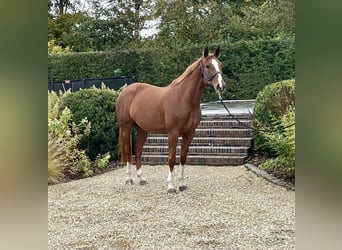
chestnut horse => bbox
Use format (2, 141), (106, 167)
(116, 47), (226, 193)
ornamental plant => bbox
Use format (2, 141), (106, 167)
(48, 90), (111, 183)
(48, 92), (93, 178)
(252, 79), (295, 155)
(259, 106), (295, 178)
(252, 79), (295, 179)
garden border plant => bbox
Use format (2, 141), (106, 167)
(48, 87), (115, 184)
(252, 79), (295, 181)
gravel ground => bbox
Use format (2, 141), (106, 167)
(48, 165), (295, 249)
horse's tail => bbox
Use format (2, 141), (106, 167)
(119, 127), (124, 164)
(118, 126), (132, 164)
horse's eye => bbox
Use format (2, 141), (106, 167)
(205, 64), (209, 68)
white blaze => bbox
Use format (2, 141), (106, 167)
(211, 59), (223, 89)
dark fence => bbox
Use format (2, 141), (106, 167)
(48, 76), (138, 93)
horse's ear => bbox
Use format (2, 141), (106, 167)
(214, 47), (220, 57)
(204, 47), (209, 58)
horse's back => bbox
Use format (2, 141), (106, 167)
(118, 82), (162, 98)
(117, 82), (164, 107)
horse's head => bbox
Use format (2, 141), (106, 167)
(201, 47), (226, 95)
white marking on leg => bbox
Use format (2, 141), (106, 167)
(167, 171), (175, 191)
(126, 162), (132, 183)
(211, 59), (223, 90)
(137, 168), (143, 178)
(137, 168), (146, 184)
(178, 163), (187, 191)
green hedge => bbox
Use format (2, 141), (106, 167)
(48, 37), (294, 101)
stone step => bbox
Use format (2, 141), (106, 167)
(195, 128), (252, 137)
(201, 113), (253, 120)
(145, 136), (253, 147)
(149, 128), (252, 138)
(198, 119), (252, 128)
(139, 154), (246, 166)
(142, 145), (249, 155)
(137, 101), (254, 166)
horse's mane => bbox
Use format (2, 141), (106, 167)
(169, 57), (203, 86)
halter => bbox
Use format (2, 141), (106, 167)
(200, 61), (222, 85)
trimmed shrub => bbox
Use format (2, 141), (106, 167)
(61, 86), (120, 160)
(253, 79), (295, 151)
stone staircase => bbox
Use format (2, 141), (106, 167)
(139, 106), (254, 166)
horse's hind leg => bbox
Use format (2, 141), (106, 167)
(135, 126), (148, 185)
(120, 126), (134, 185)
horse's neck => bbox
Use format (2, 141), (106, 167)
(175, 66), (205, 106)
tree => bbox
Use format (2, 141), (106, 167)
(150, 0), (294, 48)
(48, 0), (154, 51)
(48, 0), (295, 51)
(48, 0), (74, 16)
(101, 0), (154, 48)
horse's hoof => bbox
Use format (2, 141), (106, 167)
(139, 180), (147, 185)
(179, 185), (187, 192)
(167, 188), (177, 194)
(125, 179), (134, 185)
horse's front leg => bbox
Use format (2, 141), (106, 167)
(167, 131), (179, 193)
(179, 131), (196, 191)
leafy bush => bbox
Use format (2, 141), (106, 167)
(259, 106), (295, 177)
(48, 39), (71, 54)
(252, 79), (295, 178)
(253, 79), (295, 153)
(48, 93), (93, 178)
(61, 86), (120, 160)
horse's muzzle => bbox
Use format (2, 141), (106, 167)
(216, 81), (226, 93)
